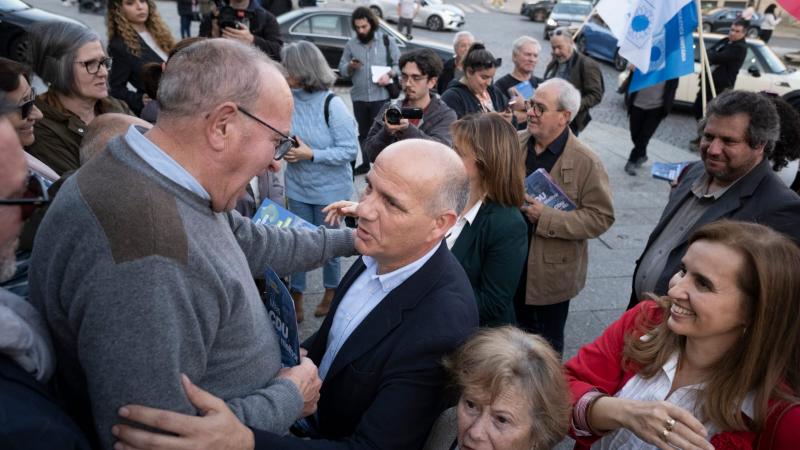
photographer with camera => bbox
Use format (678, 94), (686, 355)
(199, 0), (282, 60)
(363, 49), (456, 163)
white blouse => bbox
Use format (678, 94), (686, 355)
(592, 352), (754, 449)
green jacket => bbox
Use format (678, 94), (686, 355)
(27, 96), (131, 176)
(451, 201), (527, 327)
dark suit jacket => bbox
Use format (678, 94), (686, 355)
(437, 57), (456, 95)
(451, 201), (527, 327)
(108, 35), (166, 116)
(0, 355), (91, 450)
(628, 159), (800, 308)
(252, 242), (479, 449)
(707, 37), (748, 92)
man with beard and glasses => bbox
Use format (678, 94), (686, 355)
(338, 7), (400, 176)
(628, 90), (800, 310)
(0, 110), (91, 449)
(363, 49), (456, 162)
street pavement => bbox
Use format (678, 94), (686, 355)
(20, 1), (790, 447)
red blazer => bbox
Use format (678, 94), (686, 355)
(564, 301), (800, 449)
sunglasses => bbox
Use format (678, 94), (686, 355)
(0, 172), (51, 221)
(467, 57), (502, 70)
(237, 106), (299, 160)
(16, 88), (36, 120)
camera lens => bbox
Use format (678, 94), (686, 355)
(385, 107), (401, 125)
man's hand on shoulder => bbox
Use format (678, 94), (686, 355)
(277, 357), (322, 418)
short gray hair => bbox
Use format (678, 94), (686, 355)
(453, 31), (475, 48)
(538, 78), (581, 123)
(512, 36), (541, 57)
(428, 162), (469, 217)
(158, 39), (280, 117)
(700, 90), (780, 155)
(29, 22), (100, 97)
(281, 41), (336, 92)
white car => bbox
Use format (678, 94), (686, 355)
(363, 0), (465, 31)
(619, 34), (800, 108)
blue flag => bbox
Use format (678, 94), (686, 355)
(629, 1), (697, 93)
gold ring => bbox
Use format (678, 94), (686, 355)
(661, 428), (670, 441)
(665, 417), (676, 431)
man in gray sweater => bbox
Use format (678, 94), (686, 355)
(28, 40), (355, 449)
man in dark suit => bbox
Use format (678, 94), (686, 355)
(629, 90), (800, 309)
(691, 19), (748, 122)
(112, 139), (479, 450)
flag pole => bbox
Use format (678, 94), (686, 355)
(695, 0), (716, 116)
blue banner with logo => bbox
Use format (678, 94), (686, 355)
(629, 1), (697, 93)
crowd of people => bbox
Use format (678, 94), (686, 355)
(2, 3), (800, 450)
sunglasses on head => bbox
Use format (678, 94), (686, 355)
(468, 58), (502, 70)
(16, 88), (36, 120)
(0, 172), (51, 221)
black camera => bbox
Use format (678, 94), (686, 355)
(214, 0), (253, 30)
(384, 103), (424, 125)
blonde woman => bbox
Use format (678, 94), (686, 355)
(107, 0), (175, 115)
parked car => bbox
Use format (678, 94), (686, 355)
(277, 8), (453, 74)
(0, 0), (83, 63)
(617, 33), (800, 109)
(544, 0), (592, 40)
(702, 7), (762, 39)
(576, 14), (627, 70)
(363, 0), (464, 31)
(520, 0), (554, 22)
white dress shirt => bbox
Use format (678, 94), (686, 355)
(592, 352), (754, 449)
(317, 243), (440, 380)
(446, 200), (483, 250)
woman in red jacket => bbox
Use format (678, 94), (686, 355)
(566, 220), (800, 450)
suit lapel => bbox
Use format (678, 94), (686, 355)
(307, 258), (367, 364)
(323, 243), (447, 381)
(451, 204), (487, 260)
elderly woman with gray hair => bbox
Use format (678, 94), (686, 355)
(280, 41), (359, 322)
(423, 326), (571, 450)
(26, 21), (131, 176)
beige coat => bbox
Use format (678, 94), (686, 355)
(519, 130), (615, 305)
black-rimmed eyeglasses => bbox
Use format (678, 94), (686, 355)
(524, 100), (563, 117)
(75, 57), (113, 75)
(16, 88), (36, 120)
(237, 106), (299, 160)
(0, 172), (51, 221)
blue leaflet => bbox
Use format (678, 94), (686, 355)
(263, 267), (301, 367)
(629, 1), (697, 93)
(525, 168), (576, 211)
(253, 198), (317, 230)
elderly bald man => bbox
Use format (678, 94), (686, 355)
(112, 139), (479, 450)
(29, 39), (357, 449)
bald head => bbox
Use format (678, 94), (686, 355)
(80, 113), (152, 165)
(0, 118), (27, 282)
(379, 139), (469, 215)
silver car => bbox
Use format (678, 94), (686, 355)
(363, 0), (465, 31)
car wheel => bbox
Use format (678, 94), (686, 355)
(576, 36), (587, 54)
(532, 9), (546, 22)
(702, 22), (712, 33)
(783, 90), (800, 114)
(746, 27), (759, 39)
(613, 51), (628, 71)
(369, 5), (382, 18)
(427, 15), (443, 31)
(8, 34), (31, 64)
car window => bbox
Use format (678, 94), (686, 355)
(293, 14), (346, 37)
(742, 46), (764, 73)
(754, 43), (788, 74)
(723, 11), (737, 19)
(0, 0), (29, 10)
(553, 2), (592, 15)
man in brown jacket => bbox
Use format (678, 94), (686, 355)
(543, 27), (604, 136)
(515, 78), (614, 355)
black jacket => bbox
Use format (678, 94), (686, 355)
(440, 81), (509, 119)
(625, 78), (679, 117)
(251, 243), (479, 450)
(436, 56), (456, 95)
(108, 35), (166, 116)
(543, 51), (604, 132)
(628, 159), (800, 308)
(363, 93), (457, 162)
(0, 355), (91, 450)
(199, 1), (283, 60)
(707, 37), (747, 91)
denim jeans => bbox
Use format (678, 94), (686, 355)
(180, 14), (192, 38)
(288, 198), (341, 292)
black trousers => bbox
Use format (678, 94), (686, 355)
(515, 299), (571, 356)
(353, 100), (386, 167)
(628, 105), (665, 163)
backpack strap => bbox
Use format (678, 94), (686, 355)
(324, 93), (335, 127)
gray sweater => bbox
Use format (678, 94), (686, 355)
(29, 138), (356, 448)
